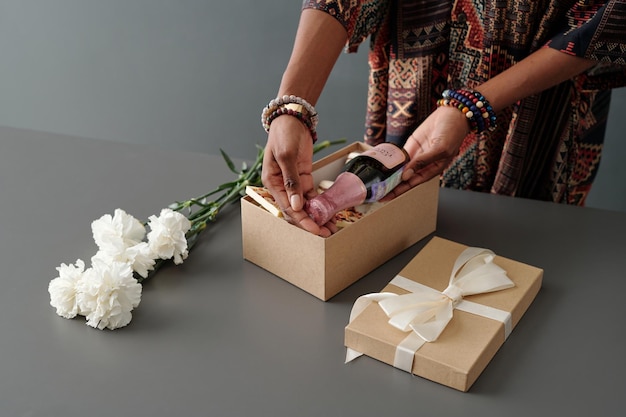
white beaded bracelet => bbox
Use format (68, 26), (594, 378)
(261, 95), (319, 133)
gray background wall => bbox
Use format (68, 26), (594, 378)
(1, 0), (624, 212)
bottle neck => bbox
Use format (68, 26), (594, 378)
(305, 172), (367, 226)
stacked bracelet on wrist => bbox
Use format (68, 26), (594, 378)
(261, 95), (319, 143)
(437, 89), (497, 134)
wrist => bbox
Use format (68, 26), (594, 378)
(437, 89), (497, 134)
(261, 95), (319, 143)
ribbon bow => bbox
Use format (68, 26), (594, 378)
(346, 246), (515, 369)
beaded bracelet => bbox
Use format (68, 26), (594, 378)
(262, 95), (318, 127)
(264, 105), (318, 143)
(437, 89), (497, 134)
(261, 95), (319, 142)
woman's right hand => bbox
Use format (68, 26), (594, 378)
(261, 115), (335, 237)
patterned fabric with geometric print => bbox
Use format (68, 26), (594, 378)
(303, 0), (626, 205)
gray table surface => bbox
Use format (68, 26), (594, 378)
(1, 125), (624, 416)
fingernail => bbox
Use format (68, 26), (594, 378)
(290, 194), (302, 210)
(402, 168), (414, 181)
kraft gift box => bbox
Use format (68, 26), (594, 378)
(241, 142), (439, 301)
(344, 236), (543, 391)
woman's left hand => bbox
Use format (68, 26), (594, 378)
(382, 106), (470, 201)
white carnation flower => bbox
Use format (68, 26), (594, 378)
(124, 242), (156, 278)
(91, 208), (146, 254)
(48, 259), (87, 319)
(76, 260), (142, 330)
(147, 208), (192, 264)
(92, 242), (156, 279)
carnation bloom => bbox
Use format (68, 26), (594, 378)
(123, 242), (156, 278)
(76, 260), (142, 330)
(92, 242), (156, 279)
(91, 208), (146, 254)
(48, 259), (87, 319)
(147, 208), (192, 264)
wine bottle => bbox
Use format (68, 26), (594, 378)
(305, 142), (409, 226)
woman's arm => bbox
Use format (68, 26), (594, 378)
(276, 9), (348, 105)
(478, 47), (595, 112)
(388, 47), (596, 198)
(261, 9), (348, 236)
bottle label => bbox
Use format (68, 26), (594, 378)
(365, 167), (404, 202)
(361, 143), (406, 170)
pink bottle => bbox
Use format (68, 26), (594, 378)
(306, 143), (409, 226)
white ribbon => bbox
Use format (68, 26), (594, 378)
(345, 246), (515, 373)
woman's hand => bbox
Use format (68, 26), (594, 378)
(261, 116), (336, 237)
(383, 106), (469, 200)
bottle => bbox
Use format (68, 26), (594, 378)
(305, 142), (410, 226)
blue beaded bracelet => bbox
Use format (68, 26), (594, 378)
(438, 89), (497, 134)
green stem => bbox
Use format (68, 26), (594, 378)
(141, 138), (346, 282)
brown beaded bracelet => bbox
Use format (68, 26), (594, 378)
(261, 95), (319, 143)
(265, 106), (318, 143)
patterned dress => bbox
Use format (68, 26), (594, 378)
(303, 0), (626, 205)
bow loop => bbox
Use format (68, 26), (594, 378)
(409, 301), (454, 342)
(449, 248), (514, 297)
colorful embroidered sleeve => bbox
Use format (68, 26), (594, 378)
(302, 0), (390, 52)
(547, 1), (626, 63)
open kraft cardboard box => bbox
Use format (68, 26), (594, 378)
(241, 142), (439, 301)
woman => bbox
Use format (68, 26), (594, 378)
(261, 0), (626, 236)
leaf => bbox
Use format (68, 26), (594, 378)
(220, 149), (238, 174)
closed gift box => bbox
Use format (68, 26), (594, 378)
(344, 236), (543, 391)
(241, 142), (439, 301)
